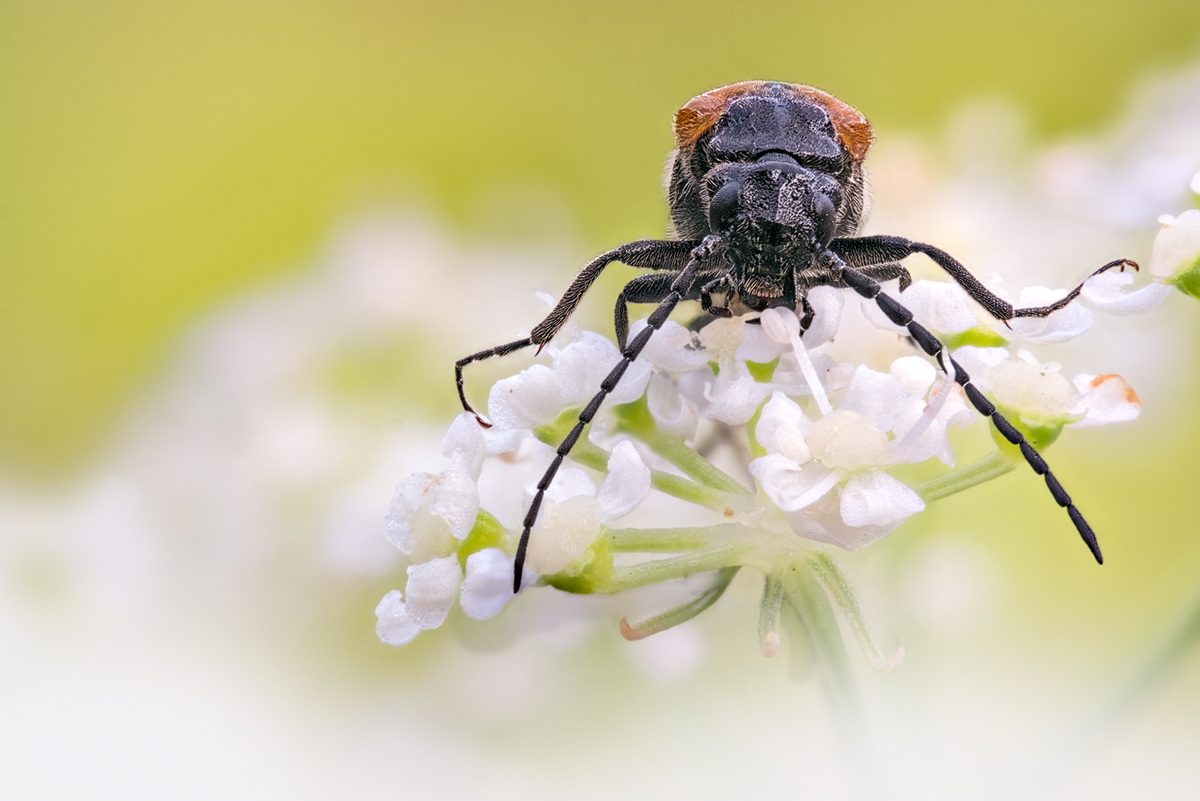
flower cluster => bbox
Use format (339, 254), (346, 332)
(376, 210), (1198, 668)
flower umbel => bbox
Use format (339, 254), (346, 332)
(376, 226), (1183, 682)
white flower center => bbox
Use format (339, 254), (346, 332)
(808, 410), (889, 470)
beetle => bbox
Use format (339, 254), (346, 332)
(454, 81), (1132, 591)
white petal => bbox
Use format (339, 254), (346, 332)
(738, 321), (788, 363)
(760, 307), (801, 344)
(859, 289), (906, 335)
(951, 346), (1009, 392)
(755, 392), (812, 454)
(1005, 286), (1093, 344)
(525, 495), (602, 576)
(442, 412), (487, 479)
(647, 372), (699, 438)
(784, 491), (897, 550)
(776, 425), (813, 465)
(1080, 271), (1173, 316)
(840, 470), (925, 528)
(800, 286), (846, 346)
(597, 441), (652, 522)
(704, 372), (774, 425)
(1149, 209), (1200, 280)
(482, 426), (531, 455)
(487, 364), (562, 429)
(696, 317), (746, 354)
(383, 473), (430, 552)
(403, 556), (464, 629)
(555, 331), (651, 406)
(459, 548), (515, 620)
(525, 466), (596, 511)
(839, 365), (911, 432)
(375, 590), (422, 646)
(633, 320), (711, 373)
(890, 356), (936, 395)
(1068, 374), (1141, 428)
(890, 384), (976, 465)
(989, 359), (1079, 417)
(900, 281), (977, 334)
(384, 473), (455, 561)
(749, 455), (843, 512)
(429, 455), (479, 540)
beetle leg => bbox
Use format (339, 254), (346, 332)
(830, 235), (1133, 322)
(455, 239), (697, 426)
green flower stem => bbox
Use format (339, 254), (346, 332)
(603, 544), (750, 594)
(783, 559), (858, 711)
(533, 414), (742, 514)
(619, 566), (741, 640)
(758, 573), (784, 656)
(915, 448), (1016, 502)
(613, 397), (751, 495)
(809, 554), (902, 670)
(650, 470), (747, 514)
(605, 523), (748, 553)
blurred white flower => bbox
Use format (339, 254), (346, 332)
(1149, 209), (1200, 301)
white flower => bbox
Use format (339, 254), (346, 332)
(375, 556), (464, 645)
(1080, 271), (1172, 315)
(1005, 286), (1094, 344)
(522, 442), (651, 575)
(485, 329), (654, 447)
(749, 361), (935, 552)
(375, 546), (526, 646)
(861, 280), (977, 336)
(981, 349), (1141, 429)
(383, 414), (485, 560)
(744, 305), (994, 550)
(1149, 209), (1200, 282)
(459, 548), (518, 620)
(1068, 374), (1141, 428)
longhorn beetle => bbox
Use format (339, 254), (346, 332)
(455, 81), (1133, 592)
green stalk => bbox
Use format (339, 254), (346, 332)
(612, 396), (751, 495)
(808, 554), (903, 670)
(783, 560), (858, 711)
(605, 523), (747, 553)
(619, 567), (740, 640)
(604, 544), (749, 594)
(915, 448), (1016, 502)
(758, 572), (785, 657)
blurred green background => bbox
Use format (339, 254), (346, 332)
(4, 0), (1200, 478)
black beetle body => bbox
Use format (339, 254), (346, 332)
(455, 82), (1133, 589)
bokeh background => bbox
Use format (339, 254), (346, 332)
(3, 1), (1200, 798)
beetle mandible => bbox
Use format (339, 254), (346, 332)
(454, 81), (1132, 591)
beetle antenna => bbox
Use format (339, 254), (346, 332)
(838, 261), (1103, 564)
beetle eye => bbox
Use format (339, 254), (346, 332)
(708, 180), (743, 232)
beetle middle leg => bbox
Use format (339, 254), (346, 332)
(615, 268), (723, 349)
